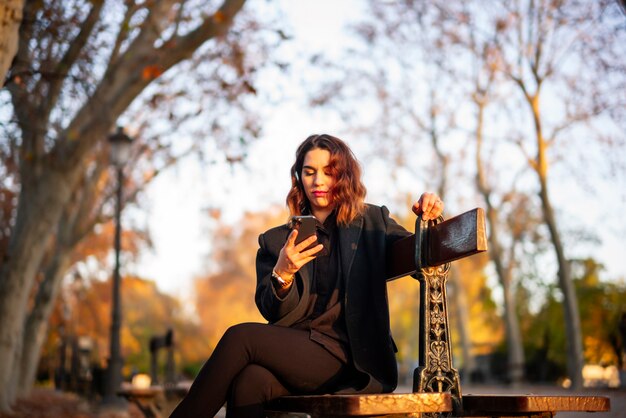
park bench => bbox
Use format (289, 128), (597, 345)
(118, 329), (185, 417)
(265, 208), (611, 417)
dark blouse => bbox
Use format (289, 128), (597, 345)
(289, 211), (350, 363)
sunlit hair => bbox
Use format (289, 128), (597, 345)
(286, 134), (366, 226)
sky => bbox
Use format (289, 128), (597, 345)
(131, 0), (626, 301)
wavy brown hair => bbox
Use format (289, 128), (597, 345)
(286, 134), (366, 226)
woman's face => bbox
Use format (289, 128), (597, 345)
(301, 148), (335, 215)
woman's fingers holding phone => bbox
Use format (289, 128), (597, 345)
(285, 229), (316, 253)
(276, 233), (321, 275)
(286, 228), (298, 246)
(301, 243), (324, 258)
(293, 233), (318, 253)
(293, 244), (323, 268)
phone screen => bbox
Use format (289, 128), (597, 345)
(290, 216), (317, 247)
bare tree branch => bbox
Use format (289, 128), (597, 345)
(59, 0), (248, 170)
(162, 0), (246, 67)
(41, 1), (105, 119)
(107, 1), (142, 69)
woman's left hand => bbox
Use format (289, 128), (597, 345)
(412, 192), (444, 221)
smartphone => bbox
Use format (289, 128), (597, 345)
(289, 215), (317, 248)
(289, 216), (329, 256)
(289, 215), (329, 255)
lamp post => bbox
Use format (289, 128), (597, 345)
(102, 127), (133, 407)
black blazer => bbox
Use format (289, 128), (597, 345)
(255, 204), (411, 393)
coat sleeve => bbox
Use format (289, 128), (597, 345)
(254, 231), (301, 322)
(380, 205), (417, 281)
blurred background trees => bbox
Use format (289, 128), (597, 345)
(0, 0), (625, 410)
(192, 207), (285, 354)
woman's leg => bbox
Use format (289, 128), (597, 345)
(226, 364), (289, 418)
(169, 323), (345, 418)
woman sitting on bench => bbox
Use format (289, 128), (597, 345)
(170, 134), (444, 418)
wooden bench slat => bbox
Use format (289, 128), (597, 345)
(460, 395), (611, 415)
(266, 392), (452, 416)
(387, 208), (487, 280)
(428, 207), (487, 266)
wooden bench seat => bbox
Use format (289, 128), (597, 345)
(266, 392), (452, 417)
(266, 393), (611, 418)
(460, 394), (611, 417)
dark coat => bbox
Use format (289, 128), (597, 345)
(255, 204), (411, 393)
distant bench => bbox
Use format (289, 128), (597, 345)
(265, 208), (611, 417)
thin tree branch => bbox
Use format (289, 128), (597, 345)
(107, 1), (141, 69)
(161, 0), (246, 67)
(513, 133), (538, 172)
(40, 1), (105, 121)
(547, 100), (624, 144)
(6, 1), (44, 162)
(169, 0), (190, 41)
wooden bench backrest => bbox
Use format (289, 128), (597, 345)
(387, 207), (487, 280)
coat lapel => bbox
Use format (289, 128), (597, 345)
(299, 259), (312, 289)
(339, 215), (364, 284)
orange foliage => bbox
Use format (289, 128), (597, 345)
(71, 222), (147, 266)
(193, 206), (287, 351)
(453, 253), (503, 355)
(141, 65), (163, 81)
(213, 11), (225, 23)
(43, 276), (207, 377)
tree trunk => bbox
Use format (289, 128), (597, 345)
(538, 177), (584, 388)
(0, 123), (115, 410)
(483, 199), (526, 385)
(0, 0), (23, 85)
(499, 251), (525, 384)
(16, 151), (105, 395)
(474, 98), (525, 385)
(0, 1), (248, 410)
(17, 250), (72, 394)
(0, 170), (74, 411)
(529, 94), (584, 389)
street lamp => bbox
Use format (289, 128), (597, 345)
(102, 127), (133, 407)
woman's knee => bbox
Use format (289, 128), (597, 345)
(230, 364), (288, 405)
(221, 322), (264, 346)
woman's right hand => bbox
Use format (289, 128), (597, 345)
(273, 229), (324, 285)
